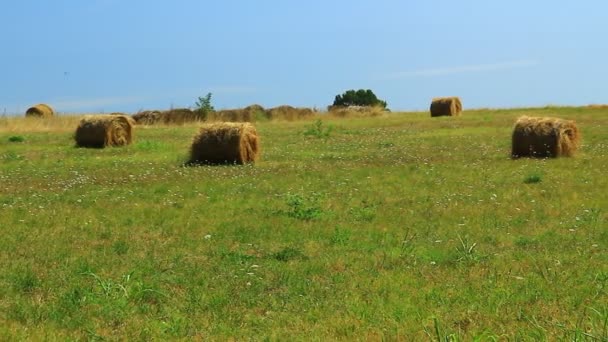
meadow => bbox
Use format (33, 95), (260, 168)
(0, 107), (606, 340)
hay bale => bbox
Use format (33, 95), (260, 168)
(211, 105), (268, 122)
(162, 108), (202, 124)
(75, 115), (134, 148)
(328, 105), (385, 118)
(25, 104), (54, 118)
(189, 122), (260, 165)
(267, 105), (314, 120)
(511, 116), (580, 158)
(430, 97), (462, 117)
(132, 110), (163, 125)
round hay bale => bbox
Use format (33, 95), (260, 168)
(25, 104), (54, 118)
(189, 122), (260, 165)
(132, 110), (163, 125)
(267, 105), (314, 120)
(162, 108), (200, 124)
(511, 116), (580, 158)
(430, 97), (462, 117)
(75, 115), (134, 148)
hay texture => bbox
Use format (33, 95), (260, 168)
(75, 115), (134, 148)
(267, 105), (314, 121)
(25, 104), (54, 118)
(132, 110), (163, 125)
(511, 116), (580, 158)
(211, 105), (268, 122)
(189, 122), (259, 165)
(430, 97), (462, 117)
(328, 105), (385, 118)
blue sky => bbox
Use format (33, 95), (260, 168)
(1, 0), (606, 114)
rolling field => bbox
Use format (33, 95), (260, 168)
(0, 107), (607, 340)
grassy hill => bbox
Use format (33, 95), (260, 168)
(0, 107), (606, 340)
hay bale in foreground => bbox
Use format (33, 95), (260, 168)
(511, 116), (580, 158)
(75, 115), (134, 148)
(25, 104), (54, 118)
(189, 122), (259, 165)
(430, 97), (462, 117)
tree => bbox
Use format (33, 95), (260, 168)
(332, 89), (387, 109)
(194, 92), (215, 119)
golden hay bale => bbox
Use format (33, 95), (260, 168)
(75, 115), (134, 148)
(511, 116), (580, 158)
(189, 122), (260, 165)
(162, 108), (202, 124)
(25, 104), (54, 118)
(132, 110), (163, 125)
(267, 105), (314, 121)
(210, 105), (268, 122)
(430, 97), (462, 117)
(328, 105), (385, 118)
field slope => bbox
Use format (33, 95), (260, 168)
(0, 107), (607, 340)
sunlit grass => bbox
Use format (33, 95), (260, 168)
(0, 107), (606, 340)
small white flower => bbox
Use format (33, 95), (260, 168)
(204, 234), (212, 240)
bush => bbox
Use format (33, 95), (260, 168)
(332, 89), (387, 109)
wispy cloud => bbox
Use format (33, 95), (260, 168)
(382, 60), (539, 80)
(51, 95), (146, 111)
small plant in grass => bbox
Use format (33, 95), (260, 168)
(8, 135), (25, 143)
(455, 235), (478, 263)
(304, 119), (332, 138)
(12, 269), (40, 293)
(524, 173), (543, 184)
(272, 247), (307, 262)
(1, 151), (23, 161)
(285, 192), (324, 220)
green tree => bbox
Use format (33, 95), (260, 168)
(333, 89), (387, 109)
(194, 92), (215, 119)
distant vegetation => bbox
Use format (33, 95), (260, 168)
(332, 89), (387, 109)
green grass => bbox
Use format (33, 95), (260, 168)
(0, 107), (607, 340)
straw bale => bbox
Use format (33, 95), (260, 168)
(189, 122), (259, 164)
(75, 115), (134, 148)
(25, 104), (54, 118)
(430, 97), (462, 117)
(511, 116), (580, 158)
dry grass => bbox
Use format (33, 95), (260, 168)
(25, 104), (54, 118)
(189, 122), (259, 165)
(0, 116), (84, 133)
(430, 97), (463, 117)
(511, 115), (580, 158)
(75, 115), (134, 148)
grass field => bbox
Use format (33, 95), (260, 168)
(0, 107), (606, 340)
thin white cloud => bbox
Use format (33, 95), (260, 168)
(51, 95), (146, 111)
(382, 60), (539, 79)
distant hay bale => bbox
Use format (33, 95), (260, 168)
(75, 115), (134, 148)
(511, 116), (580, 158)
(132, 110), (163, 125)
(189, 122), (260, 165)
(25, 104), (54, 118)
(267, 105), (314, 121)
(430, 97), (462, 117)
(211, 104), (268, 122)
(161, 108), (201, 124)
(328, 105), (385, 118)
